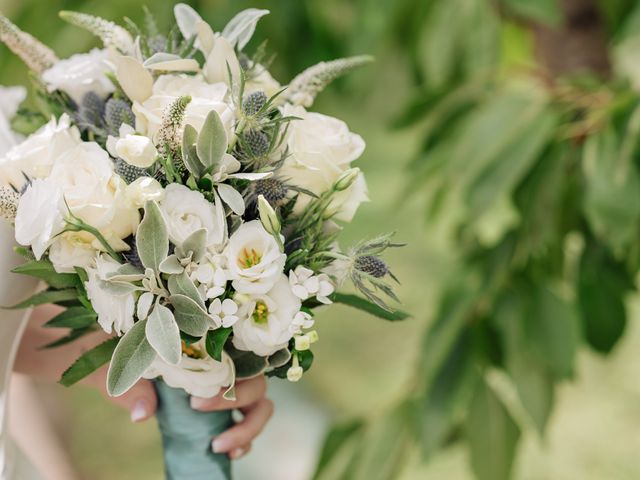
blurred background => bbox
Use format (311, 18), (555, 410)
(2, 0), (640, 479)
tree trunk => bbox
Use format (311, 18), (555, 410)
(533, 0), (610, 78)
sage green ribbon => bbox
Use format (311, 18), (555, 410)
(154, 380), (233, 480)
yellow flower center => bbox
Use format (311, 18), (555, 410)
(239, 248), (262, 268)
(252, 301), (269, 325)
(181, 340), (204, 359)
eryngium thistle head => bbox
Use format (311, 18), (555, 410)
(0, 186), (19, 220)
(354, 255), (389, 278)
(114, 158), (147, 184)
(79, 92), (105, 127)
(254, 178), (288, 205)
(244, 129), (270, 157)
(105, 99), (134, 136)
(122, 238), (144, 270)
(243, 91), (268, 116)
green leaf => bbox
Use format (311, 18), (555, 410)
(44, 307), (97, 329)
(146, 303), (181, 365)
(60, 337), (119, 387)
(107, 319), (156, 396)
(196, 110), (227, 170)
(578, 242), (633, 353)
(502, 0), (562, 25)
(41, 326), (95, 349)
(466, 379), (521, 480)
(332, 293), (410, 321)
(178, 228), (207, 263)
(168, 271), (205, 309)
(169, 294), (212, 336)
(268, 348), (291, 368)
(205, 327), (232, 362)
(226, 345), (268, 378)
(182, 124), (204, 178)
(136, 201), (169, 272)
(5, 288), (79, 310)
(314, 419), (365, 480)
(12, 260), (79, 289)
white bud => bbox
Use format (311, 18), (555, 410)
(287, 366), (304, 382)
(295, 335), (311, 351)
(257, 195), (281, 235)
(307, 330), (319, 344)
(334, 167), (360, 192)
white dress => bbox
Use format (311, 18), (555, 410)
(0, 219), (41, 480)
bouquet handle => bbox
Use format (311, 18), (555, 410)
(154, 380), (233, 480)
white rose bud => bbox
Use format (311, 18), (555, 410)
(334, 167), (360, 192)
(257, 195), (281, 236)
(126, 177), (165, 208)
(115, 134), (158, 168)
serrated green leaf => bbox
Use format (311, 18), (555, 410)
(44, 307), (97, 329)
(41, 326), (95, 349)
(205, 327), (232, 362)
(5, 288), (79, 310)
(136, 201), (169, 272)
(12, 260), (79, 289)
(60, 337), (119, 387)
(107, 319), (156, 396)
(146, 303), (181, 365)
(169, 294), (212, 336)
(196, 110), (227, 170)
(332, 293), (410, 321)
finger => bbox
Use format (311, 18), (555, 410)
(229, 444), (252, 460)
(191, 376), (267, 412)
(109, 379), (158, 423)
(211, 398), (274, 453)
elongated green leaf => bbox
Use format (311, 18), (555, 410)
(169, 294), (212, 336)
(136, 201), (169, 271)
(44, 307), (97, 329)
(146, 303), (181, 365)
(226, 344), (268, 378)
(466, 379), (521, 480)
(332, 293), (409, 321)
(182, 124), (204, 178)
(12, 260), (79, 289)
(314, 419), (365, 480)
(205, 327), (232, 362)
(6, 289), (79, 310)
(168, 271), (205, 309)
(196, 110), (227, 170)
(60, 337), (119, 387)
(107, 319), (156, 396)
(502, 0), (562, 25)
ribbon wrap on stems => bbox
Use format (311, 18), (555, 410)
(154, 380), (233, 480)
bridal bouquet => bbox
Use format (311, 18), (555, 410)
(0, 4), (405, 479)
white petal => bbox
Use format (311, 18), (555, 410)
(137, 292), (154, 320)
(143, 53), (200, 72)
(228, 172), (272, 181)
(114, 56), (153, 103)
(222, 298), (238, 315)
(174, 4), (203, 41)
(197, 20), (215, 56)
(291, 284), (309, 300)
(217, 183), (245, 216)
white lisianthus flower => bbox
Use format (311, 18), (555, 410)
(232, 275), (301, 356)
(14, 179), (65, 259)
(144, 342), (235, 398)
(48, 235), (97, 274)
(85, 254), (135, 335)
(0, 114), (81, 189)
(209, 298), (240, 328)
(192, 253), (228, 299)
(278, 104), (369, 222)
(47, 142), (140, 251)
(159, 184), (226, 248)
(289, 266), (335, 304)
(106, 124), (157, 168)
(0, 86), (27, 156)
(289, 311), (315, 335)
(133, 74), (234, 141)
(224, 220), (286, 295)
(41, 49), (115, 104)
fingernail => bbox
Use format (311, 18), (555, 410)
(230, 448), (246, 459)
(130, 399), (148, 423)
(190, 396), (211, 410)
(212, 437), (231, 453)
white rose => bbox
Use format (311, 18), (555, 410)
(232, 275), (301, 357)
(14, 179), (65, 259)
(0, 86), (26, 156)
(47, 142), (140, 250)
(144, 342), (235, 398)
(0, 114), (81, 190)
(278, 105), (369, 222)
(224, 220), (286, 295)
(159, 184), (226, 247)
(41, 49), (115, 105)
(48, 235), (97, 274)
(133, 74), (234, 142)
(85, 254), (135, 335)
(115, 133), (157, 168)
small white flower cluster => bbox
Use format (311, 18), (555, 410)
(0, 3), (378, 399)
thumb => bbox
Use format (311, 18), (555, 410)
(109, 379), (158, 423)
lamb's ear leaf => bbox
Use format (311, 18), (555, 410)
(169, 294), (212, 336)
(136, 201), (169, 272)
(196, 110), (227, 171)
(168, 272), (205, 310)
(60, 337), (119, 387)
(182, 124), (204, 178)
(177, 228), (207, 263)
(107, 319), (156, 396)
(221, 8), (270, 50)
(146, 303), (181, 365)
